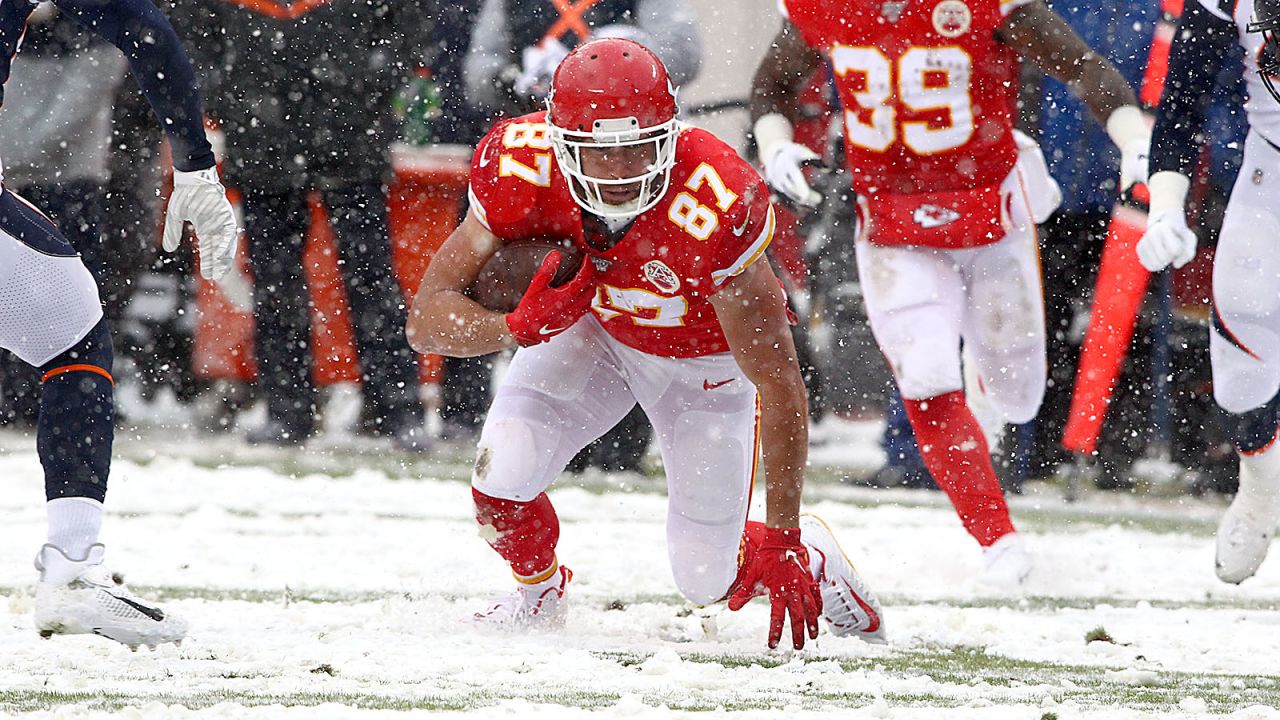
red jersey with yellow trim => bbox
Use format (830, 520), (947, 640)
(783, 0), (1028, 196)
(468, 111), (777, 359)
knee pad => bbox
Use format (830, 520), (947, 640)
(667, 519), (742, 605)
(984, 373), (1046, 425)
(1223, 389), (1280, 455)
(894, 340), (964, 401)
(472, 407), (559, 502)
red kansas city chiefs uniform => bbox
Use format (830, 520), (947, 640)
(468, 111), (777, 358)
(784, 0), (1032, 248)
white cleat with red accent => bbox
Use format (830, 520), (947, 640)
(799, 514), (886, 643)
(34, 544), (187, 650)
(472, 565), (573, 629)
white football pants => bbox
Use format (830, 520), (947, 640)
(855, 176), (1047, 423)
(0, 189), (103, 367)
(471, 316), (760, 604)
(1211, 130), (1280, 414)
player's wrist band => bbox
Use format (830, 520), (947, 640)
(1147, 171), (1191, 218)
(753, 113), (795, 160)
(1105, 105), (1150, 151)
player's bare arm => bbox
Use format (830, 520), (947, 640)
(749, 21), (822, 124)
(709, 259), (808, 529)
(997, 1), (1136, 121)
(998, 1), (1149, 190)
(407, 210), (515, 357)
(749, 21), (827, 207)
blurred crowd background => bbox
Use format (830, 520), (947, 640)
(0, 0), (1246, 497)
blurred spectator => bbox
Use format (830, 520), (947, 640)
(1027, 0), (1158, 482)
(447, 0), (702, 474)
(429, 0), (487, 147)
(464, 0), (702, 119)
(108, 74), (199, 407)
(171, 0), (435, 449)
(0, 7), (126, 426)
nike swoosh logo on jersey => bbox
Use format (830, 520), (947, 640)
(703, 378), (735, 391)
(108, 593), (166, 622)
(539, 323), (570, 336)
(732, 210), (751, 237)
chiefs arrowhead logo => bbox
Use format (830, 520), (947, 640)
(224, 0), (335, 20)
(912, 204), (962, 229)
(642, 260), (681, 294)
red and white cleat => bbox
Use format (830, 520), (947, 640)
(799, 515), (886, 643)
(472, 565), (573, 629)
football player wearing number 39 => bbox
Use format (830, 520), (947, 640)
(408, 38), (883, 650)
(752, 0), (1150, 586)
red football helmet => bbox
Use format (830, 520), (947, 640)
(546, 38), (679, 218)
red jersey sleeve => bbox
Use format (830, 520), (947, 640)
(467, 112), (575, 239)
(780, 0), (836, 51)
(685, 135), (777, 291)
(709, 186), (776, 289)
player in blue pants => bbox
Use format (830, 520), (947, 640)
(0, 0), (236, 647)
(1138, 0), (1280, 583)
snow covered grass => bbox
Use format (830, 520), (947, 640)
(0, 420), (1278, 719)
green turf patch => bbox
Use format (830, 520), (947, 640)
(593, 646), (1280, 713)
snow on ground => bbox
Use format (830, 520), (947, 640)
(0, 417), (1277, 719)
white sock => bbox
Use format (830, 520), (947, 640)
(46, 497), (104, 560)
(1238, 440), (1280, 509)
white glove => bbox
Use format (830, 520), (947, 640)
(761, 141), (823, 208)
(515, 38), (570, 98)
(1136, 207), (1197, 271)
(163, 166), (239, 281)
(1119, 137), (1150, 193)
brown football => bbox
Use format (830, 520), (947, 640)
(468, 238), (585, 313)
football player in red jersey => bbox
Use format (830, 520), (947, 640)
(408, 38), (883, 649)
(752, 0), (1152, 586)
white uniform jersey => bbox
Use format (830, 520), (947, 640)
(1202, 0), (1280, 144)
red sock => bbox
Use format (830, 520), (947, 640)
(473, 489), (560, 580)
(902, 391), (1015, 547)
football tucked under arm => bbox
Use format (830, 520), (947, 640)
(467, 239), (585, 313)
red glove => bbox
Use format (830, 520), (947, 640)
(505, 251), (596, 347)
(728, 526), (822, 650)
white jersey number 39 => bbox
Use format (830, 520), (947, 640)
(830, 45), (975, 155)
